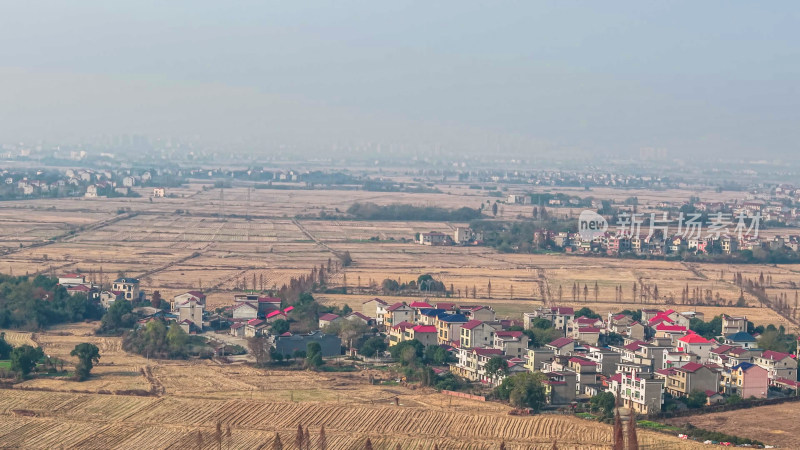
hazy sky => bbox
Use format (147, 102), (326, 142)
(0, 1), (798, 157)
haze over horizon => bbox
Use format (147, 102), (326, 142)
(1, 1), (798, 159)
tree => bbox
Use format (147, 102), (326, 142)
(100, 298), (135, 332)
(684, 390), (707, 409)
(494, 372), (547, 411)
(485, 356), (508, 379)
(150, 290), (163, 309)
(0, 333), (12, 359)
(296, 424), (304, 449)
(271, 319), (291, 335)
(589, 392), (616, 418)
(613, 408), (624, 450)
(249, 336), (271, 365)
(627, 412), (639, 450)
(272, 433), (283, 450)
(306, 342), (323, 368)
(492, 202), (498, 217)
(500, 442), (506, 450)
(574, 307), (600, 319)
(364, 438), (373, 450)
(388, 340), (423, 360)
(70, 343), (100, 381)
(167, 323), (189, 355)
(359, 337), (388, 357)
(424, 345), (448, 365)
(10, 345), (43, 378)
(757, 329), (788, 352)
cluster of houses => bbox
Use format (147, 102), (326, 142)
(1, 167), (170, 198)
(535, 228), (800, 257)
(418, 228), (483, 246)
(364, 296), (799, 412)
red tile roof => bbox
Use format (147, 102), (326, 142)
(346, 312), (371, 321)
(247, 318), (264, 326)
(569, 357), (597, 367)
(437, 302), (455, 310)
(552, 307), (574, 315)
(623, 341), (647, 351)
(283, 306), (294, 313)
(676, 362), (705, 373)
(392, 321), (415, 330)
(266, 310), (285, 318)
(461, 320), (484, 330)
(363, 297), (387, 305)
(67, 284), (91, 292)
(548, 337), (574, 348)
(473, 348), (503, 356)
(679, 334), (712, 344)
(258, 296), (281, 303)
(319, 313), (340, 321)
(575, 317), (600, 324)
(710, 345), (734, 354)
(386, 302), (409, 312)
(656, 324), (687, 332)
(412, 325), (437, 333)
(409, 301), (433, 308)
(577, 327), (601, 333)
(761, 350), (792, 361)
(495, 331), (523, 339)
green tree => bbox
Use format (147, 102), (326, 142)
(485, 356), (508, 379)
(388, 339), (423, 359)
(166, 323), (189, 356)
(589, 391), (616, 418)
(100, 298), (135, 332)
(684, 390), (707, 409)
(10, 344), (43, 378)
(757, 329), (788, 352)
(359, 337), (388, 357)
(270, 319), (290, 335)
(305, 342), (323, 368)
(70, 342), (100, 381)
(0, 332), (12, 359)
(494, 372), (547, 411)
(574, 307), (600, 319)
(424, 345), (448, 365)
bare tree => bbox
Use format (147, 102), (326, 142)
(319, 425), (327, 450)
(273, 433), (283, 450)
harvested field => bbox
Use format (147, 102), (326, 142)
(0, 389), (703, 449)
(666, 402), (800, 448)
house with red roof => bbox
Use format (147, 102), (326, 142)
(344, 311), (373, 326)
(244, 318), (268, 338)
(459, 320), (497, 349)
(318, 313), (341, 328)
(493, 331), (529, 358)
(388, 321), (416, 346)
(663, 362), (720, 397)
(676, 333), (714, 361)
(754, 350), (796, 382)
(383, 302), (414, 329)
(464, 305), (496, 322)
(451, 347), (505, 384)
(361, 298), (388, 325)
(610, 371), (665, 415)
(265, 309), (287, 323)
(229, 322), (246, 337)
(58, 273), (86, 287)
(546, 337), (575, 355)
(571, 326), (601, 345)
(408, 325), (438, 347)
(524, 306), (574, 331)
(171, 291), (207, 310)
(654, 323), (688, 340)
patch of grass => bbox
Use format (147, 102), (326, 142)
(575, 412), (598, 420)
(0, 360), (10, 369)
(319, 365), (357, 372)
(638, 421), (679, 432)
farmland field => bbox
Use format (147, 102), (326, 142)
(666, 402), (800, 449)
(0, 324), (702, 450)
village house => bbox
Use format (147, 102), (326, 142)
(546, 337), (575, 356)
(417, 308), (445, 326)
(464, 305), (496, 322)
(244, 318), (268, 338)
(722, 315), (748, 335)
(721, 362), (768, 399)
(99, 291), (123, 309)
(406, 325), (438, 347)
(231, 302), (259, 320)
(568, 357), (598, 394)
(58, 273), (86, 287)
(171, 291), (206, 310)
(610, 372), (665, 415)
(723, 331), (757, 349)
(274, 331), (341, 358)
(660, 362), (720, 398)
(676, 333), (714, 362)
(585, 346), (622, 377)
(408, 301), (433, 321)
(493, 331), (529, 358)
(451, 347), (504, 384)
(436, 313), (469, 345)
(153, 187), (166, 197)
(571, 326), (601, 345)
(318, 313), (342, 328)
(524, 347), (556, 373)
(460, 320), (496, 349)
(383, 303), (414, 328)
(543, 371), (577, 405)
(176, 297), (204, 329)
(753, 350), (796, 382)
(525, 306), (574, 332)
(112, 277), (140, 301)
(344, 312), (373, 326)
(361, 298), (388, 325)
(229, 322), (245, 337)
(388, 321), (415, 346)
(418, 231), (451, 246)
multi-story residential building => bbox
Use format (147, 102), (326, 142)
(58, 273), (86, 287)
(585, 346), (621, 376)
(721, 362), (768, 399)
(362, 298), (388, 325)
(661, 362), (720, 398)
(610, 372), (665, 415)
(460, 320), (496, 349)
(524, 348), (556, 373)
(435, 313), (469, 344)
(176, 297), (203, 329)
(722, 315), (748, 335)
(545, 337), (575, 355)
(406, 325), (438, 347)
(524, 306), (574, 332)
(753, 350), (796, 382)
(723, 331), (757, 349)
(493, 331), (529, 358)
(676, 333), (714, 362)
(451, 347), (504, 382)
(112, 277), (140, 301)
(568, 357), (598, 394)
(383, 303), (414, 328)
